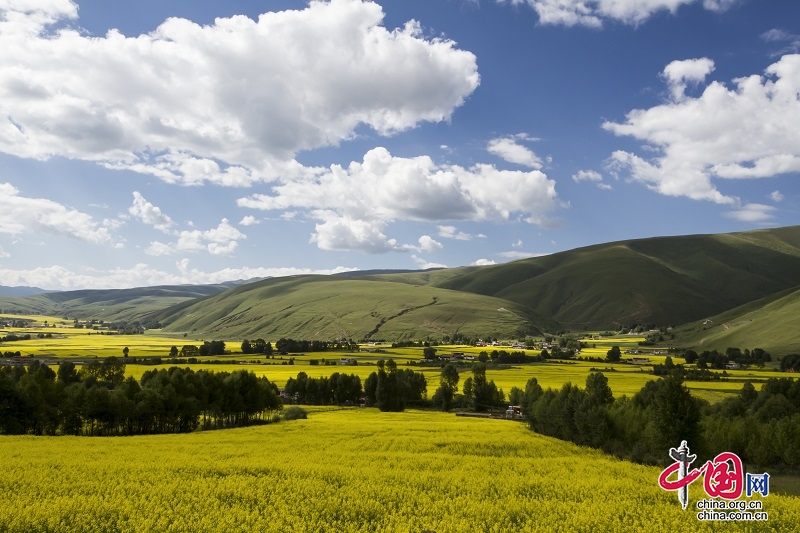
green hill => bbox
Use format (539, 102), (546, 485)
(672, 285), (800, 356)
(0, 284), (237, 323)
(5, 226), (800, 345)
(156, 275), (555, 340)
(415, 226), (800, 329)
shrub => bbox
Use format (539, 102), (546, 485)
(282, 406), (308, 421)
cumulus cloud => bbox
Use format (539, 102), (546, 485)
(770, 190), (784, 202)
(418, 235), (443, 253)
(572, 169), (612, 189)
(603, 54), (800, 206)
(144, 219), (246, 256)
(0, 244), (9, 259)
(724, 204), (776, 222)
(0, 182), (113, 244)
(176, 219), (245, 255)
(411, 255), (447, 269)
(238, 147), (558, 252)
(0, 0), (479, 186)
(309, 212), (411, 253)
(438, 225), (485, 241)
(144, 241), (174, 257)
(239, 215), (260, 226)
(487, 134), (543, 168)
(0, 261), (358, 290)
(498, 0), (734, 28)
(129, 192), (174, 232)
(662, 58), (715, 101)
(473, 258), (496, 266)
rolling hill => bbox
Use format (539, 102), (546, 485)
(4, 226), (799, 347)
(155, 275), (557, 341)
(672, 285), (800, 356)
(0, 284), (241, 323)
(414, 226), (800, 329)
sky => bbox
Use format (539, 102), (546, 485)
(1, 0), (799, 290)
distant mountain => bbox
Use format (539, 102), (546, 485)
(0, 285), (55, 297)
(0, 284), (236, 322)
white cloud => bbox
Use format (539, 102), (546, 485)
(239, 147), (558, 252)
(724, 204), (776, 222)
(310, 211), (411, 254)
(144, 219), (246, 256)
(239, 215), (260, 226)
(0, 244), (9, 258)
(604, 54), (800, 206)
(512, 239), (523, 248)
(0, 261), (358, 290)
(762, 29), (800, 55)
(176, 219), (245, 256)
(145, 241), (174, 257)
(497, 250), (549, 259)
(0, 0), (479, 186)
(411, 255), (447, 269)
(487, 135), (543, 168)
(499, 0), (732, 28)
(770, 190), (784, 202)
(129, 192), (174, 232)
(418, 235), (443, 253)
(573, 169), (612, 190)
(473, 258), (496, 266)
(438, 225), (484, 241)
(0, 182), (113, 244)
(662, 58), (715, 101)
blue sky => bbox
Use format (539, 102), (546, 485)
(1, 0), (798, 289)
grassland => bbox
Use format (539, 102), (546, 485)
(673, 286), (800, 356)
(154, 275), (553, 341)
(0, 408), (796, 532)
(0, 284), (233, 323)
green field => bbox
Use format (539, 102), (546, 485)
(0, 409), (796, 532)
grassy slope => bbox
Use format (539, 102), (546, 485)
(0, 285), (233, 323)
(672, 285), (800, 356)
(416, 226), (800, 329)
(156, 275), (556, 340)
(6, 226), (800, 344)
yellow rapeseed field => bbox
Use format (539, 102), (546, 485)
(0, 409), (796, 532)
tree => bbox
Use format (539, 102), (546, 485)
(241, 340), (253, 354)
(122, 346), (129, 358)
(644, 376), (701, 452)
(423, 346), (437, 359)
(605, 346), (621, 363)
(433, 364), (459, 411)
(57, 361), (80, 384)
(470, 363), (503, 412)
(585, 372), (613, 406)
(169, 346), (179, 358)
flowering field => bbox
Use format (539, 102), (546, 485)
(0, 409), (797, 532)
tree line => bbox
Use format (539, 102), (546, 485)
(514, 371), (800, 470)
(274, 338), (359, 353)
(0, 359), (280, 436)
